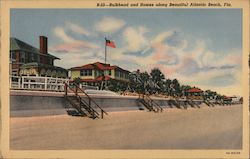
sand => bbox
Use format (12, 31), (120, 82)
(10, 104), (242, 150)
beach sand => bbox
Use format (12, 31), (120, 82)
(10, 104), (242, 150)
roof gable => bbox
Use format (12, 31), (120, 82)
(10, 37), (59, 60)
(70, 61), (130, 73)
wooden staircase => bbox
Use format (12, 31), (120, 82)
(64, 83), (108, 119)
(138, 95), (163, 112)
(204, 100), (215, 107)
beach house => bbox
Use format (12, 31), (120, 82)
(69, 62), (130, 88)
(10, 36), (68, 78)
(185, 87), (204, 100)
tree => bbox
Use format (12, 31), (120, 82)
(205, 90), (218, 100)
(139, 71), (150, 94)
(150, 68), (165, 93)
(180, 85), (192, 96)
(163, 79), (172, 95)
(172, 79), (181, 96)
(128, 70), (143, 94)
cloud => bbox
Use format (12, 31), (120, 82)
(50, 41), (99, 53)
(51, 26), (100, 54)
(54, 26), (75, 43)
(95, 17), (125, 33)
(51, 23), (242, 96)
(123, 26), (149, 52)
(171, 66), (242, 96)
(151, 30), (175, 44)
(54, 52), (102, 69)
(65, 21), (91, 36)
(116, 28), (242, 96)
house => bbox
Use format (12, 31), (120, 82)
(185, 87), (204, 99)
(69, 62), (130, 88)
(230, 96), (242, 104)
(10, 36), (67, 78)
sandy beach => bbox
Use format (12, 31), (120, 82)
(10, 104), (242, 150)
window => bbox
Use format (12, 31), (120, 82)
(109, 70), (111, 76)
(80, 69), (92, 76)
(115, 71), (121, 78)
(10, 52), (16, 60)
(115, 71), (118, 77)
(29, 53), (35, 62)
(96, 70), (103, 77)
(20, 52), (25, 63)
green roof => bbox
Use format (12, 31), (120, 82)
(10, 37), (59, 60)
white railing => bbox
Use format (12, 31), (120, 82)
(10, 76), (69, 92)
(10, 76), (99, 91)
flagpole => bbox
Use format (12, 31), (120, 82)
(104, 38), (107, 90)
(105, 38), (107, 64)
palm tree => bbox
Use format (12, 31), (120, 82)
(172, 79), (181, 97)
(150, 68), (165, 94)
(139, 71), (150, 94)
(163, 79), (172, 96)
(205, 90), (218, 100)
(128, 70), (144, 94)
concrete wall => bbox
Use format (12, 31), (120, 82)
(10, 91), (204, 117)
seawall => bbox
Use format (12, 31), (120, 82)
(10, 90), (205, 117)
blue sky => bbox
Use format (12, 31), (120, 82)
(10, 9), (242, 95)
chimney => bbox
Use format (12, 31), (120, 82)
(39, 36), (48, 54)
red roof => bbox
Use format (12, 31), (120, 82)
(95, 75), (111, 81)
(70, 61), (130, 73)
(186, 87), (203, 93)
(70, 64), (95, 70)
(93, 62), (110, 70)
(223, 96), (232, 99)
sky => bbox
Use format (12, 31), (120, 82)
(10, 9), (242, 96)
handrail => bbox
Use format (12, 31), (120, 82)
(65, 83), (108, 118)
(138, 94), (163, 112)
(65, 83), (100, 116)
(77, 93), (100, 116)
(145, 95), (163, 112)
(71, 83), (108, 115)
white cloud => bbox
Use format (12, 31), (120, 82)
(201, 51), (215, 67)
(52, 26), (100, 54)
(54, 52), (102, 69)
(123, 26), (149, 52)
(54, 26), (75, 43)
(50, 40), (99, 53)
(95, 17), (125, 33)
(52, 24), (242, 96)
(65, 21), (91, 36)
(172, 68), (242, 96)
(151, 30), (175, 45)
(115, 29), (242, 95)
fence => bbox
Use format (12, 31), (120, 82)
(10, 76), (98, 91)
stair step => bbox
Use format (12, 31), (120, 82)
(64, 84), (107, 119)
